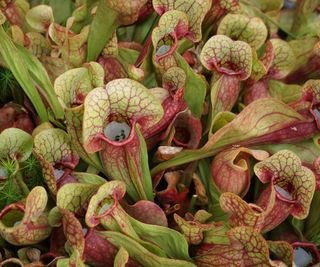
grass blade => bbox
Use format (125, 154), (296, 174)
(0, 26), (48, 122)
(16, 45), (64, 120)
(86, 0), (118, 61)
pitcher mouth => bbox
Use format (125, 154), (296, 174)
(0, 158), (17, 180)
(292, 242), (320, 267)
(173, 126), (191, 147)
(0, 166), (8, 180)
(104, 121), (131, 142)
(248, 203), (264, 214)
(155, 33), (177, 62)
(170, 111), (201, 149)
(96, 197), (115, 217)
(67, 90), (87, 108)
(274, 184), (295, 203)
(0, 203), (25, 227)
(311, 105), (320, 129)
(53, 157), (78, 183)
(293, 247), (314, 267)
(102, 115), (136, 146)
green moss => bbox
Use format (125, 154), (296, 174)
(22, 154), (45, 189)
(0, 159), (23, 210)
(0, 67), (15, 104)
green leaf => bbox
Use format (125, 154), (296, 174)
(99, 231), (196, 267)
(151, 98), (306, 175)
(136, 127), (153, 201)
(305, 191), (320, 239)
(210, 111), (236, 133)
(268, 80), (302, 103)
(72, 172), (106, 185)
(114, 247), (129, 267)
(198, 158), (220, 203)
(0, 26), (48, 122)
(49, 0), (75, 24)
(290, 216), (305, 239)
(255, 138), (320, 168)
(198, 158), (227, 220)
(175, 53), (207, 118)
(57, 258), (72, 267)
(291, 0), (320, 37)
(48, 206), (62, 227)
(16, 45), (64, 120)
(133, 12), (159, 44)
(129, 217), (191, 261)
(87, 0), (119, 61)
(118, 47), (140, 66)
(57, 250), (86, 267)
(207, 75), (240, 135)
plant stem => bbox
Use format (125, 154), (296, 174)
(14, 171), (30, 196)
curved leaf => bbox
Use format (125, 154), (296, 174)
(57, 183), (99, 212)
(33, 128), (79, 195)
(200, 35), (253, 80)
(25, 4), (53, 32)
(268, 39), (295, 79)
(83, 78), (163, 153)
(217, 14), (268, 50)
(0, 128), (32, 162)
(0, 186), (51, 245)
(254, 150), (316, 220)
(153, 0), (211, 42)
